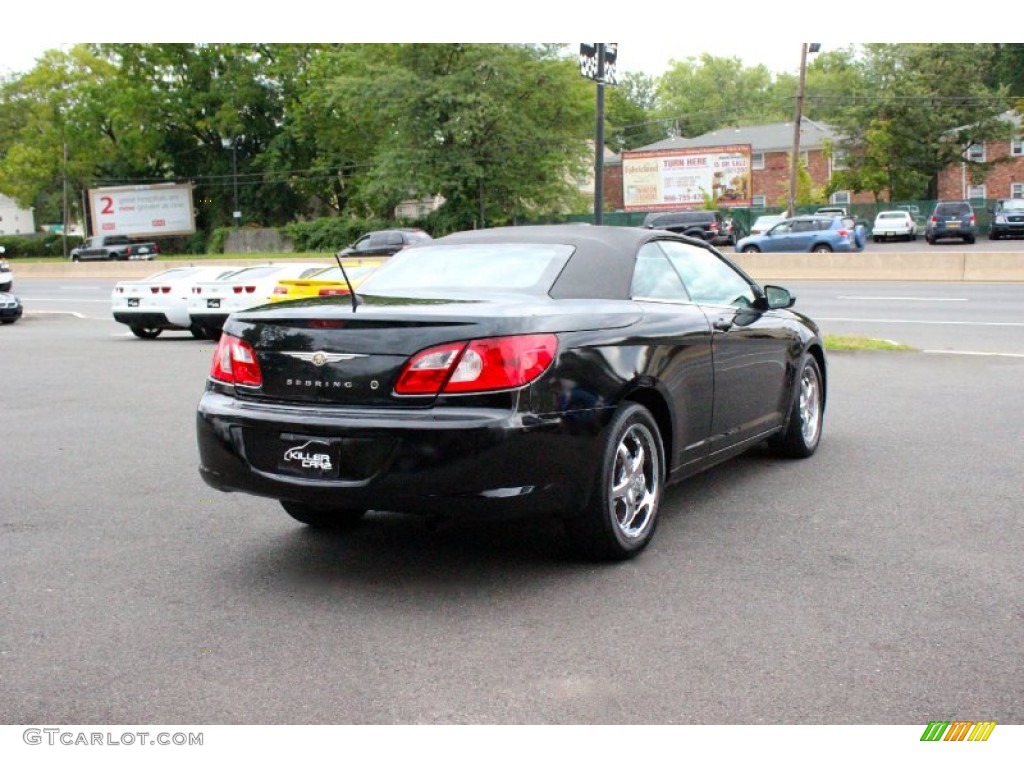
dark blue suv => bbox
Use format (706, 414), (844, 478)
(925, 201), (976, 245)
(988, 198), (1024, 240)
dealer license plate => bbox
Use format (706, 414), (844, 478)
(277, 434), (341, 479)
(127, 298), (139, 307)
(207, 299), (220, 309)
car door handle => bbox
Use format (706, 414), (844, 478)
(712, 317), (733, 332)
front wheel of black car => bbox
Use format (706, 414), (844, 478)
(281, 500), (367, 529)
(566, 402), (664, 561)
(769, 355), (824, 459)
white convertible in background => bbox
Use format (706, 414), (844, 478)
(111, 266), (241, 339)
(187, 262), (329, 340)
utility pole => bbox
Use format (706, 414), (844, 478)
(787, 44), (821, 218)
(580, 44), (617, 225)
(787, 43), (809, 219)
(62, 141), (69, 259)
(594, 43), (606, 225)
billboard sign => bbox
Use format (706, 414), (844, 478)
(621, 145), (752, 211)
(88, 183), (196, 238)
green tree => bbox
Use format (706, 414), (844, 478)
(603, 71), (665, 151)
(824, 44), (1013, 201)
(656, 54), (781, 136)
(308, 44), (594, 230)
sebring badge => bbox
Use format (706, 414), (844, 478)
(281, 351), (367, 367)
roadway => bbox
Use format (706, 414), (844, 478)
(1, 310), (1021, 729)
(12, 277), (1024, 355)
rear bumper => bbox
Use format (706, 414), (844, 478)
(113, 311), (183, 330)
(990, 222), (1024, 237)
(189, 313), (229, 334)
(196, 390), (610, 519)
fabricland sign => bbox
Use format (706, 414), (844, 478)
(621, 145), (753, 212)
(88, 183), (196, 238)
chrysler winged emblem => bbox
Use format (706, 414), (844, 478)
(281, 351), (367, 367)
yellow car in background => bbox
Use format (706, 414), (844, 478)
(270, 260), (384, 302)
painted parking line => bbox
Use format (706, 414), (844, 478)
(836, 296), (969, 302)
(817, 317), (1024, 327)
(922, 350), (1024, 358)
(24, 310), (88, 319)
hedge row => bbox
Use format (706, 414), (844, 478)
(0, 217), (430, 258)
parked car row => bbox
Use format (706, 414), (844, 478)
(111, 259), (387, 339)
(730, 198), (1023, 253)
(108, 228), (432, 339)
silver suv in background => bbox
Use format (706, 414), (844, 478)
(925, 201), (976, 244)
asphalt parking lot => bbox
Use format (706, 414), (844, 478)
(1, 310), (1022, 727)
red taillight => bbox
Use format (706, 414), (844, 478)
(318, 287), (350, 296)
(837, 229), (850, 237)
(161, 286), (171, 294)
(151, 286), (159, 294)
(193, 286), (201, 294)
(232, 286), (242, 294)
(395, 335), (557, 395)
(209, 334), (263, 388)
(245, 286), (255, 293)
(273, 286), (288, 294)
(969, 214), (976, 224)
(930, 216), (938, 224)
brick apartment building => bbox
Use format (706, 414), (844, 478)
(936, 111), (1024, 201)
(603, 120), (876, 213)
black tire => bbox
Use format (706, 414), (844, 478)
(769, 355), (824, 459)
(1, 318), (17, 325)
(926, 235), (935, 245)
(564, 402), (665, 561)
(989, 232), (1000, 241)
(872, 236), (880, 243)
(742, 245), (760, 254)
(189, 323), (208, 340)
(130, 326), (162, 339)
(280, 500), (367, 529)
(812, 244), (833, 253)
(964, 236), (975, 245)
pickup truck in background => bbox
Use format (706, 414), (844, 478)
(70, 235), (160, 262)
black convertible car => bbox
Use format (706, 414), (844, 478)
(196, 225), (826, 560)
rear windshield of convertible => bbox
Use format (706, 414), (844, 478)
(359, 243), (574, 295)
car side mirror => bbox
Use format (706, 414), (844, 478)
(764, 285), (795, 309)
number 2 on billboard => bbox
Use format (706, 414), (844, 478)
(101, 196), (114, 215)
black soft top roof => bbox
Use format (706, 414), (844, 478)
(434, 224), (706, 299)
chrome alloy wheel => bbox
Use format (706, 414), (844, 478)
(799, 362), (822, 447)
(609, 423), (661, 540)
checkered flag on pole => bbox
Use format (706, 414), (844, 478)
(579, 43), (618, 85)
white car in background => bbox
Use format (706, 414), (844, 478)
(872, 210), (917, 242)
(187, 262), (329, 339)
(747, 214), (787, 237)
(0, 246), (12, 292)
(111, 265), (241, 339)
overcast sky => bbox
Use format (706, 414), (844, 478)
(0, 5), (989, 81)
